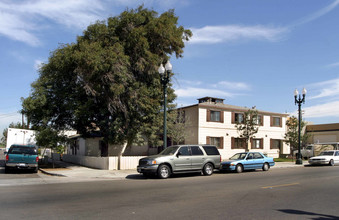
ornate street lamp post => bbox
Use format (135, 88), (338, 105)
(294, 88), (307, 165)
(158, 60), (172, 149)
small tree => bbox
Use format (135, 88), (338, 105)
(35, 127), (68, 167)
(284, 116), (310, 158)
(235, 108), (259, 151)
(167, 109), (189, 145)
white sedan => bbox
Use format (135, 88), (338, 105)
(308, 150), (339, 166)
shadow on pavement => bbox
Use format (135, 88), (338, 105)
(2, 169), (37, 174)
(278, 209), (339, 220)
(303, 164), (334, 168)
(125, 174), (148, 180)
(126, 172), (216, 180)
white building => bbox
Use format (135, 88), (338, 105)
(180, 97), (289, 159)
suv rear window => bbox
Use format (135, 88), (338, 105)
(8, 146), (37, 155)
(202, 146), (220, 155)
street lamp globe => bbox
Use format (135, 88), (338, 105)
(302, 88), (307, 95)
(165, 60), (172, 72)
(158, 64), (165, 74)
(294, 88), (299, 97)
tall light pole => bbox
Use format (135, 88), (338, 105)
(158, 60), (172, 149)
(294, 88), (307, 165)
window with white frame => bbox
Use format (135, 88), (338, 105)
(232, 137), (246, 149)
(235, 113), (244, 123)
(256, 115), (263, 126)
(206, 136), (224, 149)
(211, 111), (221, 122)
(270, 139), (282, 150)
(271, 116), (282, 127)
(252, 138), (263, 149)
(207, 109), (224, 123)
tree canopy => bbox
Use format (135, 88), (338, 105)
(22, 6), (192, 146)
(284, 116), (310, 152)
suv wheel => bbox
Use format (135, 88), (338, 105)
(202, 163), (213, 176)
(158, 164), (171, 179)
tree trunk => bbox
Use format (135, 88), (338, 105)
(246, 140), (251, 152)
(118, 142), (127, 170)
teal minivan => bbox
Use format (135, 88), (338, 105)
(5, 144), (39, 173)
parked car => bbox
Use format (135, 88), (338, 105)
(293, 145), (315, 159)
(4, 144), (39, 173)
(308, 150), (339, 166)
(137, 145), (221, 179)
(220, 152), (275, 173)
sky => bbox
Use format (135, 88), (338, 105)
(1, 0), (339, 137)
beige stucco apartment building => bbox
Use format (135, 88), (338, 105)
(180, 97), (289, 159)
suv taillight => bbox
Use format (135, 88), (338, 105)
(5, 154), (9, 162)
(36, 156), (39, 162)
(220, 155), (222, 162)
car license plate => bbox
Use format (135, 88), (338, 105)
(18, 163), (27, 167)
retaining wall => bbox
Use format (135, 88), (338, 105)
(62, 154), (143, 170)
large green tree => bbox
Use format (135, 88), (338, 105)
(22, 6), (191, 147)
(284, 116), (310, 154)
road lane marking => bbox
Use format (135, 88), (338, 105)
(261, 182), (300, 189)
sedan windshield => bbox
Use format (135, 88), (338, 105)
(159, 146), (179, 155)
(319, 151), (334, 156)
(230, 153), (247, 160)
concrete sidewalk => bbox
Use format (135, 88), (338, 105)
(39, 160), (138, 181)
(39, 160), (309, 181)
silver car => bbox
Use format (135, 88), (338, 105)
(137, 145), (221, 179)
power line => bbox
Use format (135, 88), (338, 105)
(0, 112), (19, 116)
(0, 113), (20, 119)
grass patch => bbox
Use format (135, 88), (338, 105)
(274, 158), (294, 162)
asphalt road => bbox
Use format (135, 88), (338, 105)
(1, 165), (339, 220)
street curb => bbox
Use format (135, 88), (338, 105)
(39, 168), (67, 177)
